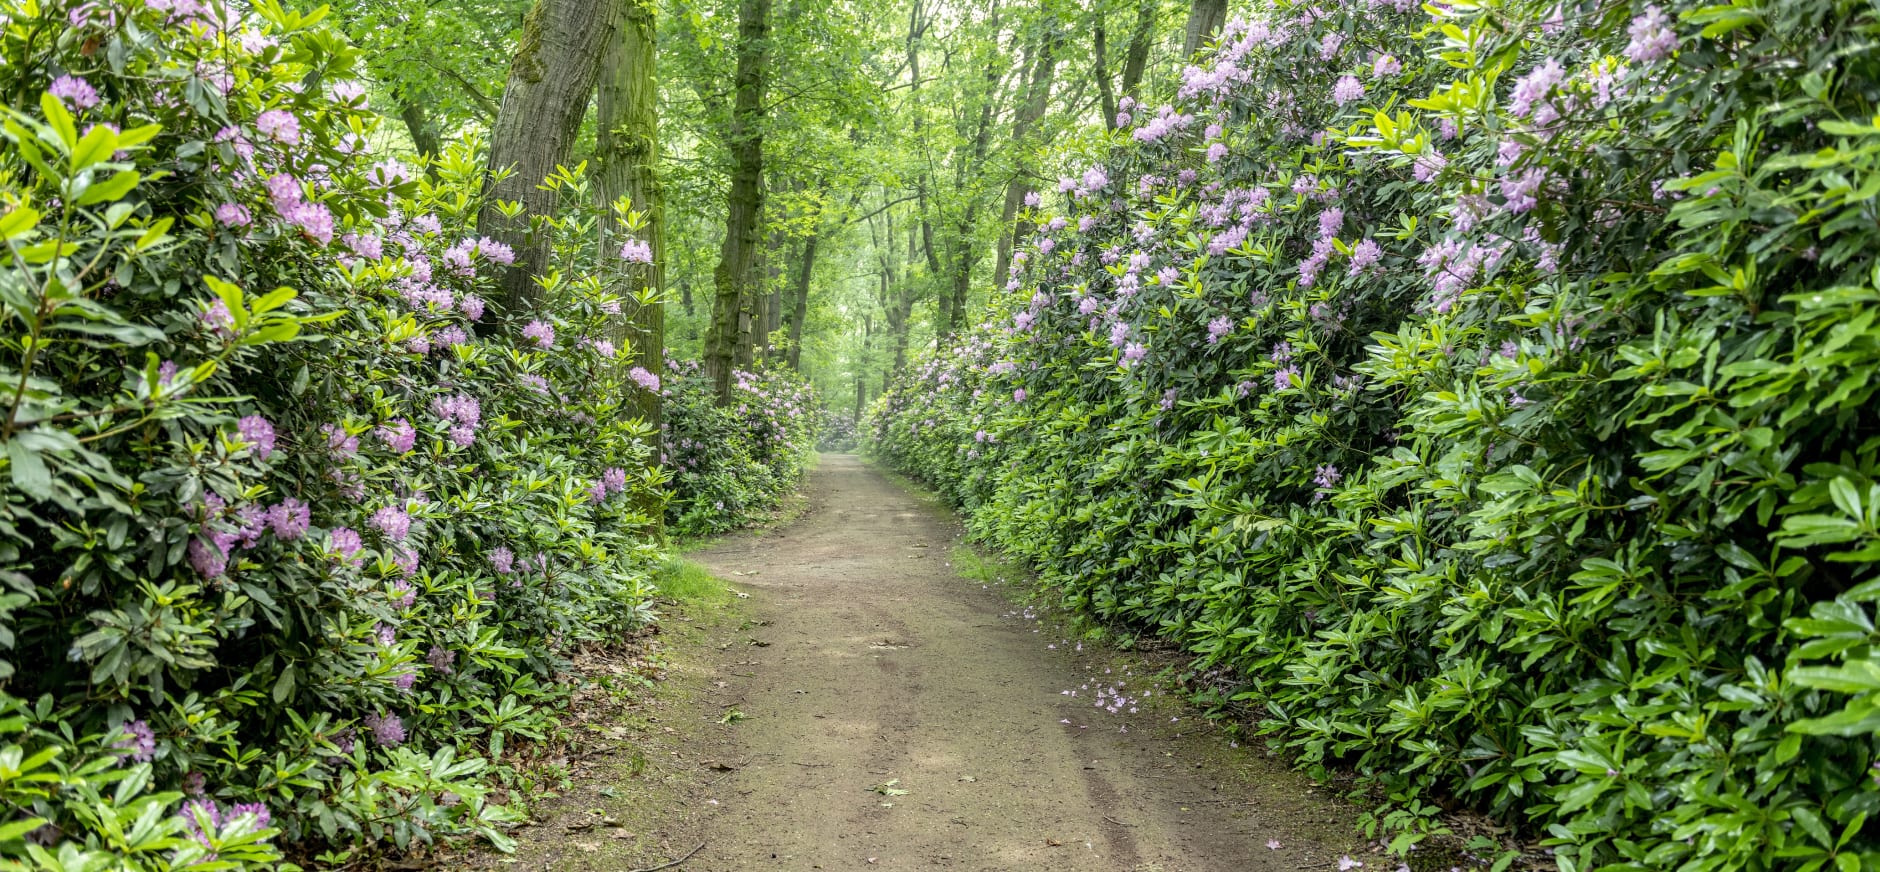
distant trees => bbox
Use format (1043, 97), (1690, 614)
(315, 0), (1193, 421)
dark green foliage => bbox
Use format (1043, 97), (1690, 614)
(662, 361), (820, 538)
(0, 3), (668, 866)
(870, 0), (1880, 868)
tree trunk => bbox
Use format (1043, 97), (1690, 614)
(1182, 0), (1227, 58)
(704, 0), (771, 402)
(1120, 0), (1156, 102)
(478, 0), (613, 317)
(1093, 21), (1117, 128)
(888, 219), (918, 376)
(991, 20), (1063, 290)
(785, 229), (820, 369)
(853, 312), (871, 426)
(763, 224), (785, 353)
(396, 98), (442, 163)
(935, 11), (1007, 340)
(597, 0), (664, 376)
(596, 0), (664, 534)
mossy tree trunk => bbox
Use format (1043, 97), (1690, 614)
(1182, 0), (1226, 57)
(597, 0), (665, 402)
(478, 0), (613, 317)
(596, 0), (666, 535)
(705, 0), (771, 403)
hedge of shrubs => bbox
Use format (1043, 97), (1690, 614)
(661, 361), (821, 538)
(816, 416), (859, 453)
(0, 2), (748, 867)
(869, 0), (1880, 869)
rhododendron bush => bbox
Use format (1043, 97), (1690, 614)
(871, 0), (1880, 868)
(0, 0), (671, 866)
(661, 361), (821, 538)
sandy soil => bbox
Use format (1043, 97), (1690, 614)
(489, 453), (1369, 871)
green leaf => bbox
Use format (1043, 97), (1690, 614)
(76, 170), (141, 206)
(0, 817), (46, 841)
(272, 663), (296, 703)
(0, 205), (40, 240)
(5, 440), (52, 500)
(39, 92), (76, 149)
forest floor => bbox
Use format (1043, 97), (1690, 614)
(480, 453), (1376, 871)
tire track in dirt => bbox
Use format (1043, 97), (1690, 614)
(669, 453), (1363, 871)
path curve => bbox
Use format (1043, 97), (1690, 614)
(679, 454), (1355, 871)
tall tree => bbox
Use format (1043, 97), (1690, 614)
(927, 1), (1011, 340)
(1182, 0), (1226, 57)
(479, 0), (614, 315)
(597, 0), (666, 422)
(703, 0), (772, 402)
(991, 17), (1063, 290)
(1119, 0), (1157, 103)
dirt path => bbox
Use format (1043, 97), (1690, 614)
(492, 454), (1365, 871)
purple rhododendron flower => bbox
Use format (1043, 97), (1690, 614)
(327, 527), (364, 563)
(427, 646), (456, 674)
(180, 799), (221, 846)
(490, 546), (515, 574)
(216, 203), (252, 227)
(364, 712), (405, 747)
(228, 802), (271, 829)
(322, 423), (358, 456)
(1412, 150), (1448, 182)
(1626, 6), (1678, 64)
(266, 498), (310, 540)
(1509, 58), (1566, 119)
(370, 506), (411, 541)
(629, 366), (661, 392)
(522, 320), (555, 349)
(477, 237), (515, 264)
(379, 419), (416, 454)
(114, 720), (155, 762)
(49, 75), (99, 109)
(188, 536), (229, 578)
(256, 109), (300, 144)
(1349, 239), (1384, 275)
(1332, 75), (1365, 105)
(236, 415), (275, 459)
(1206, 316), (1233, 344)
(201, 300), (234, 335)
(619, 239), (653, 263)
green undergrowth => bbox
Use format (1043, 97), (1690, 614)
(653, 558), (732, 609)
(868, 0), (1880, 867)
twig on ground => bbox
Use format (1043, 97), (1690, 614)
(629, 841), (706, 872)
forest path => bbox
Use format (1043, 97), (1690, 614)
(490, 453), (1362, 871)
(671, 454), (1357, 871)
